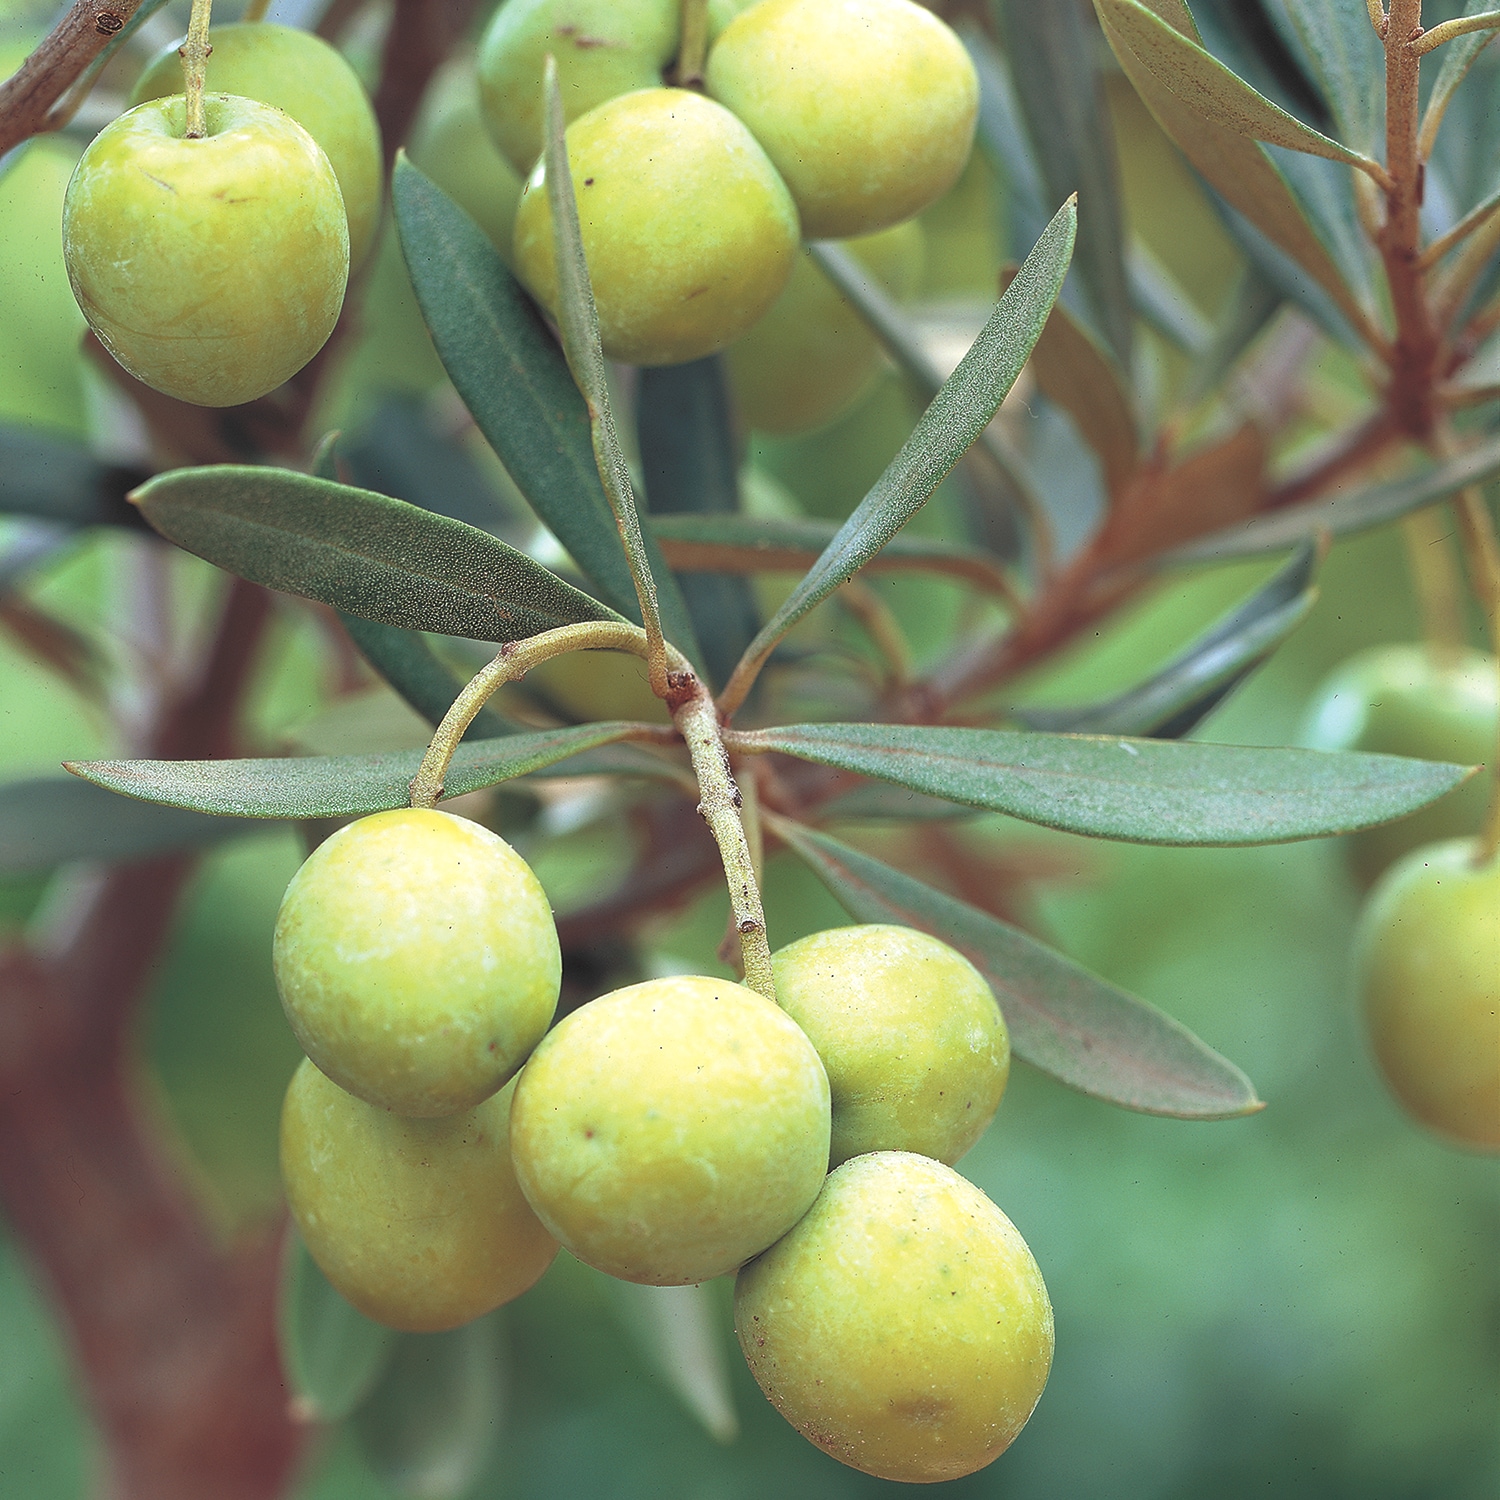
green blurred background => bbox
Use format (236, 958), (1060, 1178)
(1, 0), (1496, 1494)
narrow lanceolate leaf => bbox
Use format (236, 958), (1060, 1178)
(744, 722), (1472, 846)
(132, 466), (622, 642)
(636, 358), (760, 691)
(608, 1282), (738, 1444)
(1000, 265), (1138, 497)
(0, 776), (266, 873)
(66, 723), (646, 820)
(1127, 244), (1214, 354)
(1169, 432), (1500, 562)
(995, 0), (1134, 364)
(1094, 0), (1374, 343)
(352, 1322), (503, 1500)
(1018, 540), (1319, 739)
(958, 20), (1049, 255)
(1267, 0), (1383, 153)
(391, 156), (695, 659)
(774, 820), (1261, 1118)
(340, 395), (523, 539)
(277, 1235), (394, 1425)
(0, 423), (145, 527)
(721, 200), (1075, 710)
(647, 513), (1017, 597)
(1096, 0), (1381, 174)
(337, 613), (518, 740)
(1420, 0), (1500, 152)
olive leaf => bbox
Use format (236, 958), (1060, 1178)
(1420, 0), (1500, 153)
(1017, 539), (1320, 739)
(336, 613), (518, 742)
(636, 358), (760, 691)
(0, 422), (146, 527)
(277, 1235), (394, 1425)
(720, 197), (1076, 709)
(607, 1282), (738, 1444)
(66, 722), (651, 820)
(1127, 244), (1214, 354)
(1262, 0), (1383, 154)
(352, 1321), (504, 1500)
(741, 722), (1472, 846)
(993, 0), (1134, 364)
(1095, 0), (1382, 174)
(999, 265), (1138, 497)
(0, 775), (268, 873)
(1094, 0), (1376, 344)
(1169, 431), (1500, 562)
(772, 820), (1262, 1119)
(131, 465), (623, 642)
(338, 395), (524, 540)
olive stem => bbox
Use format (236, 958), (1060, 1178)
(180, 0), (214, 139)
(408, 620), (775, 993)
(407, 621), (656, 808)
(540, 57), (670, 697)
(674, 0), (711, 88)
(241, 0), (271, 21)
(674, 678), (776, 999)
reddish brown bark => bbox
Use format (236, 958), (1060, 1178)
(0, 578), (303, 1500)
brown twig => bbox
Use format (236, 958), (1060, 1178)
(0, 0), (147, 158)
(1376, 2), (1442, 440)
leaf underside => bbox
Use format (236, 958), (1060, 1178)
(66, 723), (650, 821)
(776, 821), (1262, 1119)
(752, 722), (1472, 846)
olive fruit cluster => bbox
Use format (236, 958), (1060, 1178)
(62, 24), (382, 408)
(274, 810), (1049, 1480)
(480, 0), (977, 366)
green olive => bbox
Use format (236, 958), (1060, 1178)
(273, 808), (560, 1119)
(512, 87), (799, 367)
(477, 0), (679, 175)
(63, 94), (348, 408)
(1301, 645), (1497, 886)
(771, 923), (1009, 1168)
(131, 23), (383, 268)
(1353, 838), (1500, 1151)
(726, 219), (924, 435)
(281, 1061), (557, 1331)
(706, 0), (978, 238)
(509, 974), (831, 1284)
(735, 1151), (1053, 1482)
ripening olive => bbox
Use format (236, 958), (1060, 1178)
(63, 95), (349, 408)
(281, 1061), (557, 1331)
(772, 923), (1009, 1167)
(706, 0), (979, 238)
(1353, 838), (1500, 1151)
(1301, 644), (1497, 885)
(273, 808), (560, 1119)
(476, 0), (679, 175)
(130, 23), (383, 267)
(509, 974), (830, 1284)
(511, 87), (799, 367)
(736, 1151), (1053, 1482)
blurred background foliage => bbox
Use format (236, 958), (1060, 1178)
(0, 0), (1496, 1495)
